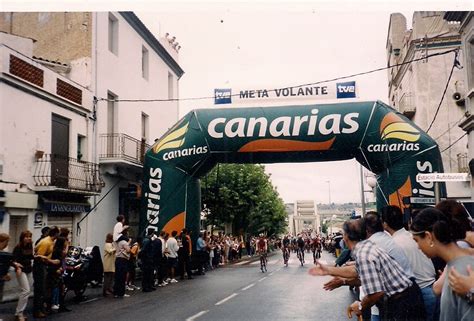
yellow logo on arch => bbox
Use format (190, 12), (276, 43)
(152, 122), (189, 154)
(380, 113), (420, 142)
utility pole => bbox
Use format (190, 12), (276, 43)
(326, 180), (331, 206)
(360, 165), (366, 216)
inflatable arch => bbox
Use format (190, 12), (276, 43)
(141, 101), (445, 237)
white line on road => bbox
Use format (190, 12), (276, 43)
(79, 298), (99, 304)
(186, 310), (209, 321)
(269, 272), (274, 276)
(215, 293), (238, 306)
(258, 276), (267, 282)
(241, 283), (255, 291)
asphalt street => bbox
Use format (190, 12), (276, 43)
(0, 250), (357, 321)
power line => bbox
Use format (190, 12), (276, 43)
(433, 114), (466, 141)
(441, 132), (467, 153)
(425, 50), (460, 134)
(97, 48), (459, 103)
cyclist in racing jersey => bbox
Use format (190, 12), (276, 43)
(281, 235), (291, 265)
(257, 234), (268, 254)
(296, 234), (306, 264)
(257, 234), (268, 272)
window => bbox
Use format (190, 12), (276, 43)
(468, 36), (474, 90)
(168, 72), (174, 99)
(107, 91), (117, 155)
(141, 112), (149, 140)
(107, 91), (117, 135)
(142, 46), (149, 79)
(77, 135), (86, 161)
(108, 13), (118, 54)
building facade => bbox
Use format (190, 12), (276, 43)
(0, 12), (183, 247)
(0, 32), (100, 246)
(286, 200), (320, 235)
(386, 11), (470, 202)
(443, 12), (474, 207)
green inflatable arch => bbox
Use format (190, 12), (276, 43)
(140, 101), (445, 237)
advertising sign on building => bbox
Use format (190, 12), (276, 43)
(214, 88), (232, 105)
(214, 81), (357, 105)
(416, 172), (470, 182)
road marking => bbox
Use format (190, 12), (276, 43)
(269, 272), (274, 276)
(186, 310), (209, 321)
(79, 297), (99, 304)
(215, 293), (238, 306)
(241, 283), (255, 291)
(258, 276), (267, 282)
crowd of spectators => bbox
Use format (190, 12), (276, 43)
(0, 212), (281, 320)
(310, 201), (474, 321)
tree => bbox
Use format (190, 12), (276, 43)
(201, 164), (287, 236)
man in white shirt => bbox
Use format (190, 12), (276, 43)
(166, 231), (180, 283)
(113, 215), (125, 242)
(381, 205), (437, 321)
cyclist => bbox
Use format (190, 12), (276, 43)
(281, 235), (291, 266)
(257, 234), (268, 272)
(296, 234), (305, 265)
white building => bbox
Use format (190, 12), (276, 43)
(443, 12), (474, 210)
(386, 12), (470, 202)
(0, 12), (183, 247)
(0, 32), (100, 245)
(286, 200), (319, 235)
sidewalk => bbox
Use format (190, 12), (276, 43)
(0, 249), (277, 308)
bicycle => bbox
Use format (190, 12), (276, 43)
(259, 252), (267, 272)
(282, 247), (290, 267)
(297, 247), (304, 266)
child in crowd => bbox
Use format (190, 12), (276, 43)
(48, 237), (67, 311)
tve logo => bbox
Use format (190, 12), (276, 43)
(214, 88), (232, 105)
(336, 81), (356, 99)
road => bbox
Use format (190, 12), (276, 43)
(0, 251), (357, 321)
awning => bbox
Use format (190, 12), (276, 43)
(42, 199), (91, 213)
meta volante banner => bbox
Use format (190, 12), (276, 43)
(215, 81), (357, 105)
(141, 101), (445, 238)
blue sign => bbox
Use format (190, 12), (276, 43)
(215, 88), (232, 104)
(336, 81), (356, 99)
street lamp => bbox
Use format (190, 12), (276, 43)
(325, 180), (331, 206)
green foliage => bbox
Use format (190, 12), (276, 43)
(201, 164), (287, 236)
(321, 222), (328, 234)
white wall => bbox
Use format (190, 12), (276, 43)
(94, 12), (179, 144)
(77, 12), (182, 247)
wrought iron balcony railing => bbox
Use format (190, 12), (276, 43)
(399, 92), (416, 119)
(99, 133), (150, 166)
(457, 152), (469, 173)
(33, 154), (102, 193)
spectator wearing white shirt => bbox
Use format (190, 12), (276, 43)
(166, 231), (179, 283)
(113, 215), (125, 242)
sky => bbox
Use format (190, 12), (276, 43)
(4, 0), (471, 204)
(135, 2), (406, 204)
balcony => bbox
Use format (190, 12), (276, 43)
(457, 153), (469, 173)
(33, 154), (102, 194)
(399, 92), (416, 119)
(99, 133), (150, 167)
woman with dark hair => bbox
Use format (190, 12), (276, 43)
(13, 230), (34, 321)
(411, 208), (474, 321)
(88, 246), (103, 287)
(436, 200), (473, 249)
(47, 237), (67, 312)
